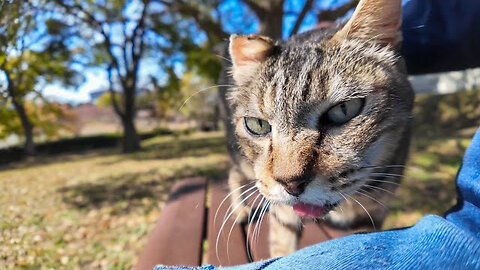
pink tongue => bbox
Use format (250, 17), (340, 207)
(293, 202), (325, 218)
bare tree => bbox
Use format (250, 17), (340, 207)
(50, 0), (154, 152)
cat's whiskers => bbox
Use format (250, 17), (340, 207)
(215, 54), (233, 64)
(354, 189), (388, 209)
(226, 189), (259, 263)
(226, 205), (246, 264)
(216, 184), (256, 231)
(246, 194), (263, 262)
(251, 199), (268, 249)
(364, 178), (400, 186)
(220, 185), (257, 231)
(216, 188), (257, 263)
(368, 172), (403, 178)
(341, 191), (377, 231)
(214, 182), (254, 229)
(250, 200), (265, 255)
(336, 191), (349, 207)
(363, 184), (396, 196)
(251, 200), (265, 249)
(360, 164), (406, 170)
(254, 200), (270, 248)
(336, 201), (345, 215)
(178, 84), (235, 111)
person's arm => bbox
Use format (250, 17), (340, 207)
(401, 0), (480, 74)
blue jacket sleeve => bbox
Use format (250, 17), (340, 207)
(401, 0), (480, 74)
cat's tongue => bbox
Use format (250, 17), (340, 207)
(293, 202), (325, 218)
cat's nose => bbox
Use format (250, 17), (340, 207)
(277, 178), (310, 197)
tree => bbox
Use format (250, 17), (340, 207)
(36, 0), (357, 154)
(0, 1), (79, 155)
(0, 1), (36, 155)
(46, 0), (170, 152)
(155, 0), (360, 71)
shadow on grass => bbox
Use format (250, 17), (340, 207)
(385, 91), (480, 223)
(134, 135), (227, 160)
(97, 134), (228, 166)
(413, 89), (480, 139)
(58, 164), (228, 214)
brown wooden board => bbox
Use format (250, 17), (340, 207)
(299, 220), (330, 248)
(207, 181), (250, 266)
(134, 177), (207, 270)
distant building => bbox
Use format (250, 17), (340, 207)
(410, 68), (480, 94)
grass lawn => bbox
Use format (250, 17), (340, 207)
(1, 90), (479, 269)
(0, 132), (229, 269)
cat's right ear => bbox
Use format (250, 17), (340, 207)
(331, 0), (402, 48)
(229, 34), (275, 85)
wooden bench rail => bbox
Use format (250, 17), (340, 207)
(135, 177), (207, 270)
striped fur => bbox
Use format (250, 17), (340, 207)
(225, 0), (413, 257)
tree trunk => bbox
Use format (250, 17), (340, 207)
(121, 86), (141, 153)
(258, 0), (285, 39)
(121, 114), (140, 153)
(11, 98), (35, 156)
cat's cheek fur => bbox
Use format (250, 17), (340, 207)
(363, 131), (401, 165)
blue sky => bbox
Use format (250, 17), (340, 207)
(42, 0), (349, 104)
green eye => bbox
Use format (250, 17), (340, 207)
(326, 98), (365, 125)
(244, 117), (271, 136)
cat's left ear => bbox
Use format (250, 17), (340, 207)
(229, 34), (275, 85)
(332, 0), (402, 48)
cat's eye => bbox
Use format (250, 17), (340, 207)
(244, 117), (271, 136)
(326, 98), (365, 125)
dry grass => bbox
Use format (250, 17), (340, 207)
(0, 132), (229, 269)
(384, 89), (480, 228)
(1, 90), (479, 269)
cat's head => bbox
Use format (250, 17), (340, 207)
(228, 0), (414, 217)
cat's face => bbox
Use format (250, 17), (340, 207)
(228, 0), (414, 217)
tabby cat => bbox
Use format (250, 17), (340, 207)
(224, 0), (414, 257)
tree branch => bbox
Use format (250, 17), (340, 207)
(131, 0), (149, 75)
(52, 0), (103, 27)
(289, 0), (314, 37)
(122, 24), (131, 72)
(240, 0), (266, 18)
(99, 24), (127, 86)
(317, 0), (359, 22)
(107, 64), (125, 119)
(158, 0), (228, 42)
(51, 1), (126, 84)
(3, 68), (15, 100)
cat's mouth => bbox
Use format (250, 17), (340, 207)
(292, 202), (338, 218)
